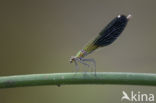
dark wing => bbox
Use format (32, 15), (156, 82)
(93, 14), (129, 47)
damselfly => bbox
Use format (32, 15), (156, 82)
(70, 14), (131, 73)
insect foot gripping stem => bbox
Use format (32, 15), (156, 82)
(81, 58), (96, 75)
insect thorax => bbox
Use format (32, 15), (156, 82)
(75, 49), (88, 58)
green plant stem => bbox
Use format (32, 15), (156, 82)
(0, 72), (156, 89)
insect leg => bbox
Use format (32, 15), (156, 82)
(74, 60), (79, 72)
(76, 59), (91, 73)
(78, 59), (90, 68)
(81, 58), (96, 75)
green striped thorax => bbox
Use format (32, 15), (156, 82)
(70, 43), (99, 63)
(69, 49), (87, 63)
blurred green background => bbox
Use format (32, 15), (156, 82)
(1, 0), (156, 103)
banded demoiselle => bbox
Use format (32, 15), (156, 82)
(70, 14), (131, 73)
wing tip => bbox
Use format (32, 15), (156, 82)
(127, 14), (132, 20)
(117, 14), (132, 20)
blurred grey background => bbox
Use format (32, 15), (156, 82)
(1, 0), (156, 103)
